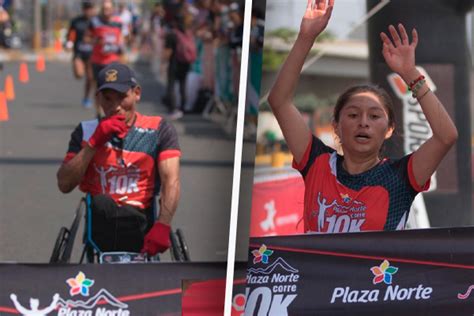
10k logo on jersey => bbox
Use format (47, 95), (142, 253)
(314, 192), (367, 233)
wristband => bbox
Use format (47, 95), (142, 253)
(408, 75), (425, 91)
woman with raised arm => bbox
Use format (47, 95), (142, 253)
(267, 0), (457, 233)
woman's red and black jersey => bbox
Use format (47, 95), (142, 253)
(293, 135), (429, 233)
(63, 112), (180, 210)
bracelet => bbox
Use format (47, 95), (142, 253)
(411, 79), (426, 98)
(416, 88), (431, 102)
(408, 75), (425, 90)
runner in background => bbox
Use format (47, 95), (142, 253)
(0, 6), (13, 50)
(87, 0), (124, 118)
(65, 1), (96, 109)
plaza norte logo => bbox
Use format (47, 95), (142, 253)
(245, 245), (300, 315)
(9, 271), (130, 316)
(330, 260), (433, 304)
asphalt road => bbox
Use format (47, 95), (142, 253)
(0, 58), (253, 263)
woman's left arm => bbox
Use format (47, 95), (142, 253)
(381, 24), (458, 188)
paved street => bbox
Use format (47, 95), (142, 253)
(0, 57), (251, 263)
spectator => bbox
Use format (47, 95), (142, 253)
(163, 11), (197, 120)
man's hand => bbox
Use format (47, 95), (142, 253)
(88, 115), (128, 148)
(141, 222), (171, 256)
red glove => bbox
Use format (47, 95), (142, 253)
(88, 115), (128, 148)
(141, 222), (171, 256)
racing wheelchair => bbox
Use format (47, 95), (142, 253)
(50, 195), (190, 264)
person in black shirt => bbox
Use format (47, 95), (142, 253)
(66, 1), (96, 108)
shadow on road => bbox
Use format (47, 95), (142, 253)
(0, 157), (254, 168)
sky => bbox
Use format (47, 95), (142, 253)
(264, 0), (366, 39)
(264, 0), (473, 47)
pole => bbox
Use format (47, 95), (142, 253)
(33, 0), (41, 50)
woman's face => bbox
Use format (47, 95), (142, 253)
(333, 92), (393, 157)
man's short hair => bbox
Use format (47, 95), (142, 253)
(82, 1), (94, 10)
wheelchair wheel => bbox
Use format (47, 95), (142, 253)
(170, 230), (185, 262)
(50, 227), (68, 263)
(177, 228), (190, 261)
(60, 198), (85, 263)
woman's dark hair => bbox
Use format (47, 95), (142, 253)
(333, 84), (395, 129)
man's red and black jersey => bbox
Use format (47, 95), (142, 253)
(63, 112), (180, 210)
(89, 16), (122, 65)
(293, 135), (429, 233)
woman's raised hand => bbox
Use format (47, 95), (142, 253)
(300, 0), (335, 41)
(380, 24), (418, 79)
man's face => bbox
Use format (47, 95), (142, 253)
(84, 7), (96, 19)
(98, 86), (141, 125)
(102, 1), (115, 19)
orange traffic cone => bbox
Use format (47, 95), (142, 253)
(36, 55), (46, 72)
(19, 62), (29, 83)
(0, 92), (9, 121)
(4, 75), (15, 101)
(54, 38), (62, 53)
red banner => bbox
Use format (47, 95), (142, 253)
(181, 278), (247, 315)
(250, 175), (304, 237)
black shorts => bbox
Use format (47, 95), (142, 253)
(89, 194), (154, 253)
(73, 51), (92, 62)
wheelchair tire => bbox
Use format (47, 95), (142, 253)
(176, 228), (190, 261)
(170, 230), (185, 262)
(60, 199), (85, 263)
(50, 227), (68, 263)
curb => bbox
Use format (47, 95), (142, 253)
(0, 49), (141, 63)
(0, 49), (71, 62)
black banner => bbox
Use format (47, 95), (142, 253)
(0, 263), (226, 315)
(245, 227), (474, 315)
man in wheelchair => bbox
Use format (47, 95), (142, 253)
(56, 63), (181, 258)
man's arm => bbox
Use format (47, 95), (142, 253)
(57, 116), (128, 193)
(57, 145), (96, 193)
(157, 157), (180, 225)
(65, 19), (76, 51)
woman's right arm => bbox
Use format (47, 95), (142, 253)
(267, 0), (334, 163)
